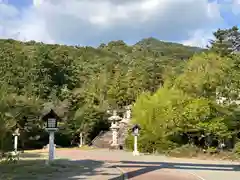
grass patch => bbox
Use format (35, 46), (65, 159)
(19, 151), (47, 160)
(167, 144), (200, 158)
(0, 160), (78, 180)
(0, 159), (104, 180)
(165, 144), (240, 161)
(0, 147), (111, 180)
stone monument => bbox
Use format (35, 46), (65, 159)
(108, 110), (122, 149)
(121, 105), (132, 124)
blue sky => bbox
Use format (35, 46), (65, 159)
(7, 0), (32, 8)
(0, 0), (239, 47)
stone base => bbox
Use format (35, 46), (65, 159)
(43, 144), (57, 149)
(133, 150), (140, 156)
(109, 144), (120, 150)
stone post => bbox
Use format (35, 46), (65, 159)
(45, 128), (58, 164)
(13, 135), (18, 152)
(111, 128), (118, 146)
(132, 124), (140, 156)
(49, 131), (55, 161)
(12, 128), (20, 153)
(79, 132), (83, 147)
(133, 135), (139, 156)
(126, 105), (131, 121)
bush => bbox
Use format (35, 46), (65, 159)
(0, 151), (20, 164)
(167, 144), (199, 158)
(0, 132), (13, 153)
(124, 132), (134, 151)
(206, 147), (218, 154)
(125, 133), (177, 154)
(233, 142), (240, 156)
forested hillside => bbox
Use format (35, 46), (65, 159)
(127, 26), (240, 155)
(0, 26), (239, 156)
(136, 37), (203, 59)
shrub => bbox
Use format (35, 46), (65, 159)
(167, 144), (199, 158)
(124, 133), (134, 151)
(125, 133), (177, 154)
(206, 147), (218, 154)
(233, 142), (240, 156)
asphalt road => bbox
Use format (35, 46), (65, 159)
(55, 149), (240, 180)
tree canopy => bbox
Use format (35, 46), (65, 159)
(0, 26), (239, 155)
(128, 26), (240, 153)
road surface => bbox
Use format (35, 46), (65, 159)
(55, 149), (240, 180)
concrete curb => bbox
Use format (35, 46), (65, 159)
(105, 162), (128, 180)
(115, 166), (128, 180)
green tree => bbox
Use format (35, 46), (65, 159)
(209, 26), (240, 56)
(174, 53), (233, 99)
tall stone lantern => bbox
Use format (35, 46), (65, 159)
(121, 105), (132, 124)
(42, 109), (61, 163)
(108, 110), (122, 149)
(12, 127), (20, 154)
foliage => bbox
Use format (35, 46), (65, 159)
(0, 36), (198, 151)
(174, 53), (233, 99)
(4, 152), (20, 164)
(209, 26), (240, 56)
(0, 26), (239, 156)
(136, 37), (202, 59)
(206, 147), (218, 154)
(233, 142), (240, 156)
(130, 46), (240, 153)
(167, 144), (199, 158)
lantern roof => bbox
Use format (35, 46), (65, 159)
(132, 124), (141, 130)
(108, 115), (122, 121)
(13, 128), (20, 135)
(107, 109), (122, 121)
(42, 109), (61, 122)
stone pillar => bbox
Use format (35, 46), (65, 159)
(12, 128), (20, 153)
(108, 110), (121, 148)
(126, 106), (131, 120)
(13, 135), (18, 152)
(49, 131), (55, 161)
(79, 132), (83, 147)
(113, 110), (117, 116)
(111, 128), (118, 146)
(133, 135), (139, 156)
(121, 105), (132, 123)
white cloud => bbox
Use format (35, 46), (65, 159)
(33, 0), (44, 6)
(232, 0), (240, 15)
(0, 0), (227, 47)
(0, 2), (18, 18)
(181, 29), (214, 48)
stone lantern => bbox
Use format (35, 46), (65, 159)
(132, 124), (141, 156)
(12, 127), (20, 153)
(108, 110), (122, 148)
(121, 105), (132, 124)
(42, 109), (61, 163)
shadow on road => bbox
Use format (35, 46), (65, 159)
(109, 160), (240, 180)
(0, 158), (121, 180)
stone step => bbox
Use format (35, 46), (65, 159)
(92, 122), (130, 149)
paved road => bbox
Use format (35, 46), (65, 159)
(56, 149), (240, 180)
